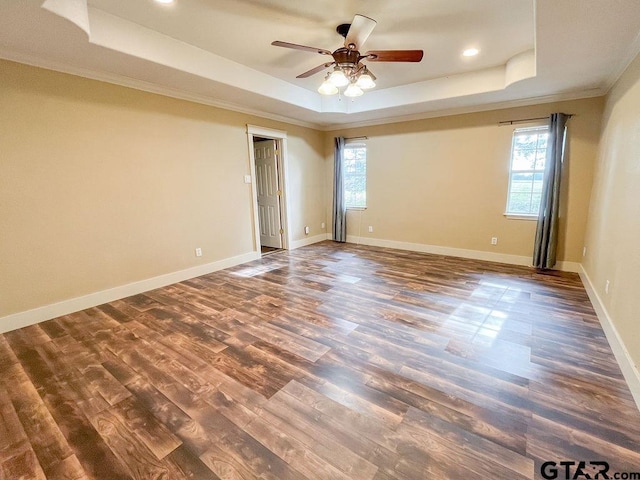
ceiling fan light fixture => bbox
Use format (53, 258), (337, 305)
(329, 69), (350, 87)
(272, 14), (423, 100)
(356, 72), (376, 90)
(318, 78), (339, 95)
(344, 83), (364, 97)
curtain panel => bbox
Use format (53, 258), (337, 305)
(533, 113), (569, 269)
(332, 137), (347, 242)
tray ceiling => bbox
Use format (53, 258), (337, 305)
(1, 0), (640, 128)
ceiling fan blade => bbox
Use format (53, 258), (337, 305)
(271, 41), (332, 56)
(296, 62), (335, 78)
(344, 14), (377, 50)
(364, 50), (424, 62)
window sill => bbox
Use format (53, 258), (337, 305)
(347, 206), (367, 211)
(504, 213), (538, 221)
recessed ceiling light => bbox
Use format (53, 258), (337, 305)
(154, 0), (174, 4)
(463, 48), (480, 57)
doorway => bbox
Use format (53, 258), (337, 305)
(246, 125), (290, 256)
(254, 137), (283, 253)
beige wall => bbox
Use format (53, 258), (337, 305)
(0, 60), (326, 318)
(0, 57), (614, 333)
(583, 52), (640, 371)
(326, 97), (604, 264)
(283, 133), (327, 242)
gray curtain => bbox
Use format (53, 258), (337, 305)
(332, 137), (347, 242)
(533, 113), (569, 269)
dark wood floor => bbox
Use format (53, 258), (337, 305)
(1, 242), (639, 480)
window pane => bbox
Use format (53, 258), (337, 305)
(514, 134), (539, 150)
(531, 193), (542, 212)
(512, 149), (537, 170)
(508, 192), (533, 214)
(344, 191), (355, 207)
(344, 175), (365, 193)
(510, 182), (532, 194)
(512, 172), (534, 181)
(532, 172), (544, 193)
(534, 149), (547, 170)
(506, 127), (548, 215)
(344, 145), (367, 208)
(511, 172), (533, 193)
(536, 134), (548, 150)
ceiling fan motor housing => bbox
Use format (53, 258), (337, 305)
(333, 47), (360, 67)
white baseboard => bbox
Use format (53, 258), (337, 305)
(345, 235), (581, 272)
(0, 251), (260, 334)
(289, 233), (330, 250)
(579, 266), (640, 411)
(554, 260), (582, 273)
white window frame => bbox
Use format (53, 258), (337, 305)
(505, 126), (549, 219)
(344, 142), (367, 209)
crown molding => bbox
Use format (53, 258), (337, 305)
(0, 50), (323, 131)
(320, 88), (606, 131)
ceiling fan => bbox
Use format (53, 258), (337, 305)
(272, 14), (423, 97)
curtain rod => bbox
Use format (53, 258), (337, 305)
(345, 136), (368, 140)
(499, 114), (573, 126)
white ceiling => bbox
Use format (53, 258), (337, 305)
(1, 0), (640, 129)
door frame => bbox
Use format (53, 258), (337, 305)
(246, 125), (291, 253)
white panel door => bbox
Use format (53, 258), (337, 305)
(254, 140), (282, 248)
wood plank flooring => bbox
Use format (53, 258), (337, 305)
(1, 241), (639, 479)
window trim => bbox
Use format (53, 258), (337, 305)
(504, 125), (548, 217)
(504, 213), (538, 220)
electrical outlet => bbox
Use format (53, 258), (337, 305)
(583, 246), (587, 257)
(321, 222), (325, 229)
(195, 247), (202, 257)
(368, 226), (373, 233)
(243, 175), (252, 184)
(491, 237), (498, 245)
(605, 280), (610, 294)
(304, 226), (310, 235)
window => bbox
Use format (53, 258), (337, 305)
(506, 126), (549, 216)
(344, 143), (367, 208)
